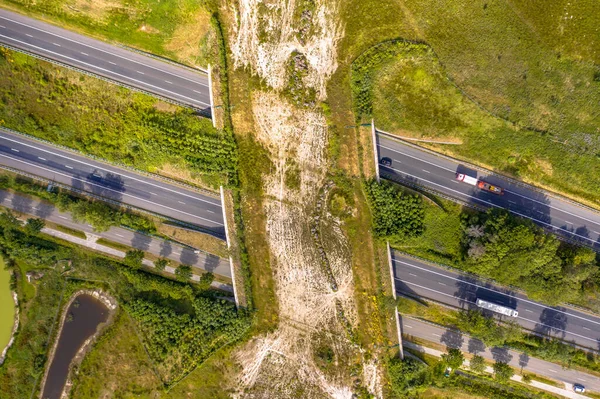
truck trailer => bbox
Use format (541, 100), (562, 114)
(455, 173), (504, 195)
(476, 298), (518, 317)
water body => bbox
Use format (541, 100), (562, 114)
(0, 258), (15, 351)
(41, 294), (109, 399)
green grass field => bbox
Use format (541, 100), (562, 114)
(0, 257), (15, 352)
(357, 0), (600, 208)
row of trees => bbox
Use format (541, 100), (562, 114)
(461, 209), (599, 305)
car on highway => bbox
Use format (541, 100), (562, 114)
(573, 383), (585, 393)
(380, 157), (392, 167)
(477, 180), (504, 195)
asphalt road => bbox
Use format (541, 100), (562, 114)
(0, 8), (211, 111)
(0, 128), (225, 238)
(392, 251), (600, 351)
(0, 188), (231, 277)
(402, 317), (600, 394)
(377, 132), (600, 249)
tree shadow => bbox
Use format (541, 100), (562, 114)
(159, 240), (172, 257)
(453, 274), (518, 314)
(468, 337), (486, 355)
(179, 249), (199, 268)
(441, 328), (464, 350)
(130, 232), (152, 251)
(518, 352), (530, 371)
(199, 253), (221, 273)
(490, 346), (513, 364)
(535, 308), (568, 339)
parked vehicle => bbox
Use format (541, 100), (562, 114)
(573, 384), (585, 393)
(476, 298), (518, 317)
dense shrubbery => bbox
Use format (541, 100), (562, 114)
(0, 174), (156, 233)
(126, 297), (249, 384)
(364, 180), (424, 238)
(461, 209), (598, 305)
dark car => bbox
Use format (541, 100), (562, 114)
(573, 384), (585, 393)
(380, 157), (392, 167)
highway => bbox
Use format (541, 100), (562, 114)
(0, 128), (225, 238)
(0, 188), (231, 277)
(392, 251), (600, 351)
(376, 132), (600, 249)
(402, 317), (600, 394)
(0, 8), (211, 111)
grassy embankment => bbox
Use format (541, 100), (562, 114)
(362, 0), (600, 209)
(0, 0), (216, 68)
(0, 47), (236, 190)
(0, 257), (15, 352)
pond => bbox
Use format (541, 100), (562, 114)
(41, 294), (109, 399)
(0, 257), (15, 353)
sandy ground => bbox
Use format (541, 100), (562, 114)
(229, 1), (383, 397)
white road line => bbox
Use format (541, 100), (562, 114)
(0, 133), (222, 206)
(38, 156), (46, 161)
(65, 165), (73, 169)
(6, 198), (11, 202)
(193, 89), (203, 94)
(0, 33), (210, 107)
(178, 201), (186, 205)
(0, 25), (5, 28)
(438, 282), (446, 286)
(398, 279), (600, 344)
(81, 52), (88, 56)
(409, 273), (417, 277)
(394, 258), (600, 327)
(0, 15), (209, 86)
(32, 206), (38, 210)
(383, 165), (599, 245)
(508, 200), (516, 204)
(25, 33), (32, 37)
(0, 153), (224, 226)
(172, 251), (181, 255)
(524, 309), (533, 313)
(432, 333), (441, 337)
(137, 70), (145, 75)
(149, 192), (157, 195)
(115, 233), (124, 237)
(549, 369), (558, 373)
(11, 148), (18, 152)
(108, 61), (116, 65)
(422, 169), (431, 173)
(380, 138), (600, 228)
(59, 216), (67, 219)
(583, 327), (591, 331)
(577, 378), (587, 382)
(165, 80), (172, 84)
(52, 42), (60, 47)
(593, 231), (600, 235)
(565, 220), (572, 224)
(206, 209), (216, 213)
(404, 325), (413, 329)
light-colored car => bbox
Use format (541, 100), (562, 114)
(573, 383), (585, 393)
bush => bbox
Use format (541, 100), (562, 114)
(364, 179), (424, 238)
(493, 361), (514, 382)
(470, 355), (486, 373)
(124, 250), (144, 269)
(175, 264), (193, 282)
(154, 258), (169, 271)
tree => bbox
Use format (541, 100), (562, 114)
(0, 210), (21, 230)
(493, 361), (514, 382)
(469, 355), (486, 373)
(388, 357), (430, 396)
(124, 249), (144, 269)
(441, 348), (464, 370)
(175, 264), (193, 282)
(154, 258), (169, 271)
(71, 201), (115, 232)
(25, 218), (45, 235)
(522, 374), (532, 384)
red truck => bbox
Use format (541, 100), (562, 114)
(455, 173), (504, 195)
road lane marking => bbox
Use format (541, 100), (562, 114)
(394, 258), (600, 327)
(379, 139), (600, 228)
(524, 309), (533, 313)
(59, 216), (67, 219)
(52, 42), (61, 47)
(65, 165), (73, 169)
(81, 52), (88, 56)
(593, 230), (600, 235)
(0, 32), (210, 107)
(11, 148), (18, 152)
(583, 327), (591, 330)
(32, 206), (38, 210)
(206, 209), (216, 213)
(115, 233), (124, 237)
(0, 25), (5, 28)
(404, 325), (413, 328)
(38, 156), (46, 161)
(438, 282), (446, 286)
(565, 220), (572, 224)
(382, 165), (599, 245)
(0, 133), (222, 206)
(577, 378), (587, 382)
(396, 279), (600, 344)
(549, 369), (558, 373)
(0, 153), (225, 226)
(165, 80), (172, 84)
(422, 169), (431, 173)
(178, 201), (186, 205)
(409, 273), (417, 277)
(172, 251), (181, 255)
(149, 192), (157, 195)
(508, 200), (516, 204)
(432, 333), (441, 337)
(0, 15), (210, 86)
(137, 70), (145, 74)
(25, 33), (32, 37)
